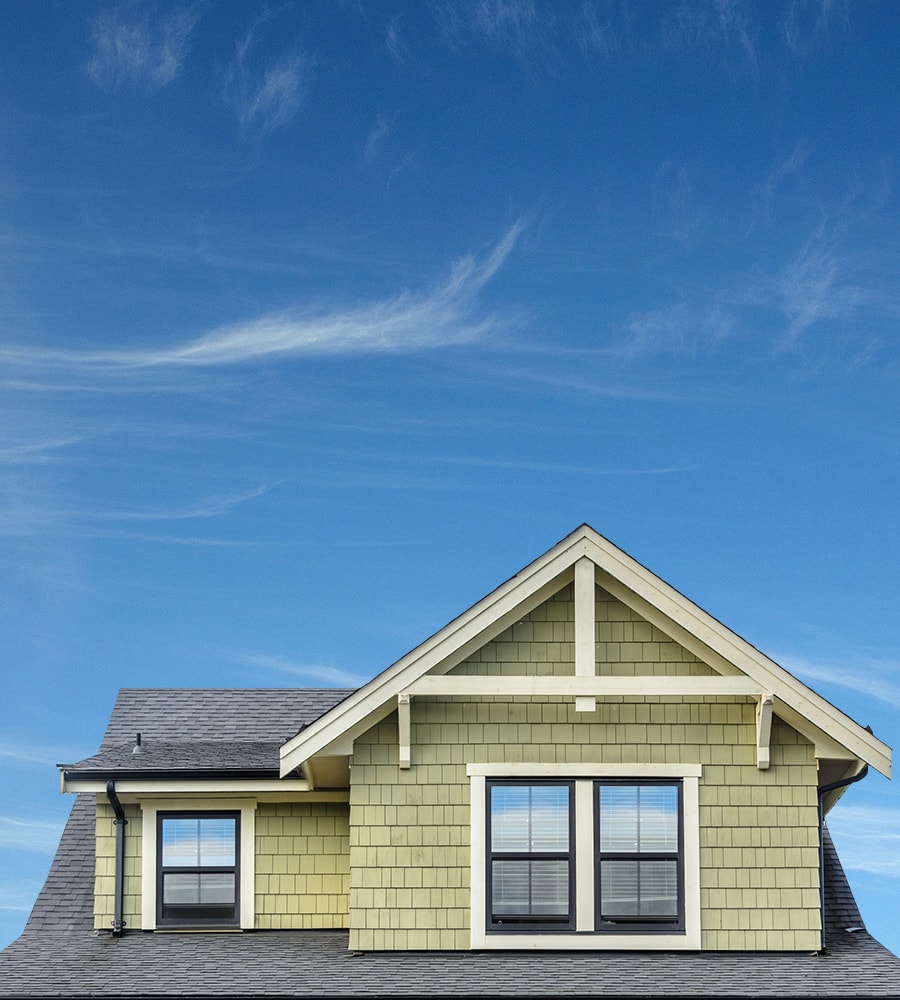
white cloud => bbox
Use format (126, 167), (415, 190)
(0, 739), (86, 769)
(772, 226), (863, 348)
(1, 223), (524, 373)
(827, 805), (900, 877)
(87, 3), (200, 89)
(0, 817), (65, 855)
(235, 652), (367, 687)
(777, 653), (900, 712)
(364, 113), (392, 164)
(226, 12), (308, 135)
(614, 301), (735, 358)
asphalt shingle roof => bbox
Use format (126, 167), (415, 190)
(63, 687), (355, 776)
(2, 792), (899, 997)
(5, 687), (899, 996)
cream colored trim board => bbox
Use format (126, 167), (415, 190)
(468, 763), (703, 778)
(64, 778), (310, 795)
(280, 524), (891, 779)
(469, 763), (701, 951)
(407, 675), (765, 697)
(140, 798), (256, 931)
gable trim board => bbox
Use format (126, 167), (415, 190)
(279, 525), (890, 780)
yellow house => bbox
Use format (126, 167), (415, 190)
(3, 525), (898, 996)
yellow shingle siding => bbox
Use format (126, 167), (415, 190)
(94, 799), (142, 931)
(450, 585), (713, 678)
(348, 591), (821, 952)
(254, 802), (350, 929)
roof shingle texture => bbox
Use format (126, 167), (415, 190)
(65, 688), (354, 774)
(2, 793), (899, 998)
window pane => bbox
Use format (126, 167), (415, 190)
(637, 786), (678, 852)
(600, 860), (639, 916)
(599, 785), (678, 853)
(599, 786), (638, 852)
(639, 860), (678, 917)
(197, 818), (236, 867)
(161, 819), (200, 867)
(492, 860), (568, 916)
(198, 872), (235, 906)
(164, 872), (200, 905)
(491, 785), (569, 853)
(600, 860), (679, 919)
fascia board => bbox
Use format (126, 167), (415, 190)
(583, 533), (892, 777)
(61, 777), (311, 795)
(279, 532), (590, 776)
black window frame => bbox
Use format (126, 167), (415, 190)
(485, 779), (576, 933)
(156, 811), (240, 929)
(594, 778), (684, 934)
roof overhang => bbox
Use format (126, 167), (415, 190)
(280, 524), (892, 780)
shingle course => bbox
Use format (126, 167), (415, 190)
(99, 687), (355, 747)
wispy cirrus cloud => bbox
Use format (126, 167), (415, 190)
(226, 11), (308, 135)
(777, 653), (900, 711)
(827, 805), (900, 877)
(234, 652), (367, 687)
(433, 0), (554, 60)
(0, 738), (87, 769)
(0, 816), (65, 855)
(613, 301), (735, 358)
(364, 113), (393, 164)
(87, 3), (201, 89)
(770, 225), (864, 348)
(783, 0), (847, 55)
(2, 223), (525, 374)
(661, 0), (758, 71)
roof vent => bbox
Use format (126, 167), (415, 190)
(132, 732), (142, 755)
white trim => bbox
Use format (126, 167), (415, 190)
(408, 676), (764, 697)
(469, 764), (701, 951)
(64, 778), (308, 795)
(280, 525), (890, 779)
(468, 763), (703, 778)
(574, 557), (596, 713)
(140, 797), (256, 931)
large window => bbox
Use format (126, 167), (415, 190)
(156, 812), (239, 927)
(595, 780), (683, 931)
(487, 781), (574, 929)
(469, 764), (701, 950)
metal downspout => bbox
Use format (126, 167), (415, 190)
(816, 763), (869, 953)
(105, 780), (127, 936)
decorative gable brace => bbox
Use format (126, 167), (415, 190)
(281, 525), (892, 782)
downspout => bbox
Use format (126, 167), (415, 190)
(816, 763), (868, 953)
(106, 780), (127, 936)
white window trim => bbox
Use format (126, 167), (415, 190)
(468, 763), (701, 950)
(140, 798), (256, 931)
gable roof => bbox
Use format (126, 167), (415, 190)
(2, 790), (899, 997)
(280, 524), (891, 779)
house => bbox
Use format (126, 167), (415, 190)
(2, 524), (899, 997)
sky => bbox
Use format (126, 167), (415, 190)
(1, 0), (899, 954)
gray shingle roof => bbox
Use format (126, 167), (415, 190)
(63, 688), (354, 776)
(2, 793), (899, 997)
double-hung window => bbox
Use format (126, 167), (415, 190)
(157, 812), (240, 927)
(487, 781), (574, 930)
(469, 764), (701, 950)
(595, 780), (683, 932)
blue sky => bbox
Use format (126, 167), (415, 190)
(2, 0), (899, 953)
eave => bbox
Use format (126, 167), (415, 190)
(279, 524), (892, 780)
